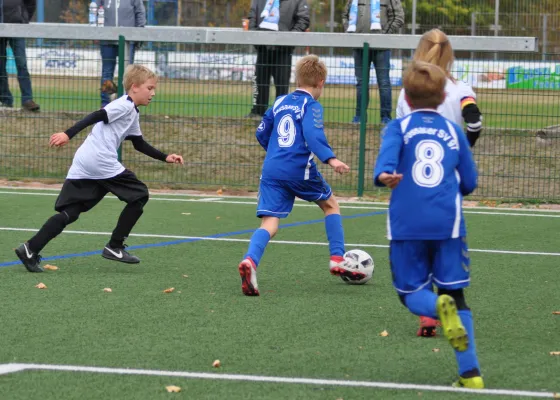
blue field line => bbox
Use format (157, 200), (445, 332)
(0, 211), (386, 268)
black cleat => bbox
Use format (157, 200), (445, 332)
(101, 244), (140, 264)
(15, 243), (43, 272)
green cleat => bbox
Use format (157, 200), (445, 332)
(452, 376), (485, 389)
(436, 294), (468, 352)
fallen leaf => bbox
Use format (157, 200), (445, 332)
(163, 287), (175, 293)
(358, 346), (364, 350)
(553, 311), (560, 315)
(43, 264), (58, 271)
(181, 213), (191, 216)
(182, 274), (188, 278)
(553, 393), (560, 399)
(550, 351), (560, 356)
(432, 348), (440, 352)
(164, 115), (170, 119)
(216, 216), (221, 220)
(212, 359), (221, 368)
(103, 288), (112, 293)
(165, 385), (181, 393)
(35, 282), (47, 289)
(216, 188), (223, 195)
(379, 330), (389, 337)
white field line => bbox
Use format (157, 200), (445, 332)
(1, 227), (559, 256)
(0, 191), (558, 216)
(0, 363), (556, 398)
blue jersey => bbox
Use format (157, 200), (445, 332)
(374, 109), (478, 240)
(256, 90), (336, 181)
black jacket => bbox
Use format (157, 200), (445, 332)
(248, 0), (310, 32)
(0, 0), (36, 24)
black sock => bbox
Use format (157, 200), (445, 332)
(28, 213), (68, 253)
(109, 202), (144, 248)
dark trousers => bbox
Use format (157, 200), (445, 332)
(251, 46), (293, 116)
(100, 43), (136, 106)
(0, 38), (33, 106)
(353, 48), (392, 123)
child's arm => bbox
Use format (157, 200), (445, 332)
(256, 108), (274, 151)
(125, 136), (183, 164)
(373, 121), (404, 187)
(460, 84), (483, 147)
(49, 109), (108, 147)
(456, 124), (478, 195)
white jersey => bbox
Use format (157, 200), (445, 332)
(67, 95), (142, 179)
(396, 78), (477, 126)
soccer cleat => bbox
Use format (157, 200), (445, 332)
(417, 316), (439, 337)
(436, 294), (468, 352)
(329, 256), (366, 281)
(452, 376), (485, 389)
(238, 258), (259, 296)
(15, 243), (43, 272)
(101, 244), (140, 264)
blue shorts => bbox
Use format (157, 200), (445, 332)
(256, 176), (332, 218)
(389, 238), (471, 294)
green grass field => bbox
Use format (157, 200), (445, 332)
(0, 188), (559, 399)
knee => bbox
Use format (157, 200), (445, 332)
(438, 288), (469, 310)
(129, 195), (149, 210)
(60, 207), (83, 225)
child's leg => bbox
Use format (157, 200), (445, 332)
(244, 216), (279, 267)
(109, 195), (149, 249)
(27, 203), (87, 254)
(317, 196), (345, 257)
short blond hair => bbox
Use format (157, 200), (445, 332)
(413, 29), (454, 77)
(295, 55), (327, 88)
(403, 61), (446, 110)
(123, 64), (157, 92)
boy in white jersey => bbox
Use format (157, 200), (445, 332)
(15, 65), (183, 272)
(396, 29), (483, 148)
(396, 28), (483, 337)
(237, 55), (363, 296)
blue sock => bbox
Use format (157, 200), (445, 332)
(455, 310), (481, 375)
(244, 228), (271, 267)
(404, 289), (438, 318)
(325, 214), (345, 256)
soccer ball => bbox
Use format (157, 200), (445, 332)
(340, 249), (374, 285)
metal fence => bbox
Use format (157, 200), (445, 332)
(1, 24), (557, 201)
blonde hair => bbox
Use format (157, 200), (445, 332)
(403, 61), (446, 109)
(295, 55), (327, 88)
(123, 64), (157, 92)
(413, 29), (454, 77)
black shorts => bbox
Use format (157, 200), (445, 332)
(55, 169), (149, 212)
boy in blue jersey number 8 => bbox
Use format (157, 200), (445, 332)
(238, 55), (366, 296)
(374, 61), (483, 389)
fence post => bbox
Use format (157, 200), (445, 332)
(117, 35), (126, 162)
(471, 12), (476, 60)
(357, 42), (369, 197)
(542, 14), (548, 61)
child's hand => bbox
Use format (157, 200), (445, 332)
(378, 172), (403, 189)
(166, 154), (184, 164)
(49, 132), (70, 147)
(328, 158), (350, 174)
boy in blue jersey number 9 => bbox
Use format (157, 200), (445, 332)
(238, 55), (365, 297)
(374, 61), (484, 389)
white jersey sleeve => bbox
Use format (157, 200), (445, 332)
(396, 88), (411, 119)
(456, 81), (477, 100)
(104, 97), (134, 124)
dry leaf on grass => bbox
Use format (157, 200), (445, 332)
(212, 359), (221, 368)
(163, 287), (175, 293)
(43, 264), (58, 271)
(216, 188), (223, 195)
(550, 351), (560, 356)
(182, 274), (188, 278)
(553, 311), (560, 315)
(216, 216), (221, 220)
(379, 330), (389, 337)
(165, 385), (181, 393)
(103, 288), (112, 293)
(35, 282), (47, 289)
(181, 213), (191, 216)
(432, 348), (440, 353)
